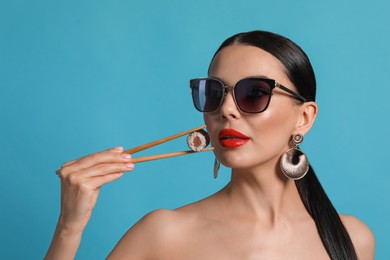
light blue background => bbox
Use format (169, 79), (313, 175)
(1, 0), (389, 259)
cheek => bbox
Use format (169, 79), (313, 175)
(203, 113), (219, 147)
(203, 104), (298, 169)
(250, 108), (295, 154)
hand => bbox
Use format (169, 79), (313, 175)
(56, 146), (134, 231)
(46, 146), (133, 259)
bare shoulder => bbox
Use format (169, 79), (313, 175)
(107, 193), (219, 259)
(107, 209), (193, 260)
(340, 214), (375, 260)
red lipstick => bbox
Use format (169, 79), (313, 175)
(218, 129), (250, 148)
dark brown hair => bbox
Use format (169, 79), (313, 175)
(210, 30), (357, 260)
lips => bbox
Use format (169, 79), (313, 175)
(218, 129), (250, 148)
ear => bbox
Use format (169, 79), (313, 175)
(294, 101), (318, 136)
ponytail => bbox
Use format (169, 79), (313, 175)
(212, 30), (359, 259)
(295, 165), (358, 260)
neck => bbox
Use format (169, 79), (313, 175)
(221, 162), (308, 225)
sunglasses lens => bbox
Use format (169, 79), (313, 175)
(191, 79), (224, 112)
(234, 79), (271, 113)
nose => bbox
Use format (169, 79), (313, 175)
(219, 90), (241, 120)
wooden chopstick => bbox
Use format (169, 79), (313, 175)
(123, 125), (207, 154)
(123, 125), (214, 163)
(130, 147), (214, 163)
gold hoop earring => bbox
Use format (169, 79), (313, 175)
(280, 133), (309, 180)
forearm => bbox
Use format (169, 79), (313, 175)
(46, 146), (130, 259)
(45, 220), (84, 260)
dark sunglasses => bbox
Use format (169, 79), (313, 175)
(190, 77), (307, 113)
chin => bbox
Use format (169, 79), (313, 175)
(217, 150), (280, 171)
(217, 155), (255, 169)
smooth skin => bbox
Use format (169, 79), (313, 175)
(46, 44), (375, 260)
(45, 146), (134, 259)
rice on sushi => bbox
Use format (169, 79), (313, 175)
(187, 129), (210, 152)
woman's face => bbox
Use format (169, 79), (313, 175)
(205, 44), (302, 170)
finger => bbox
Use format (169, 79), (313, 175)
(61, 147), (130, 176)
(77, 162), (135, 178)
(61, 158), (78, 168)
(65, 146), (124, 168)
(62, 146), (123, 167)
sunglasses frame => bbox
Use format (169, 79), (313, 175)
(190, 77), (307, 114)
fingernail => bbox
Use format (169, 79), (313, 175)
(121, 154), (131, 159)
(113, 146), (123, 151)
(125, 163), (134, 169)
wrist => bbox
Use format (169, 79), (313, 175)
(57, 214), (88, 234)
(56, 222), (84, 238)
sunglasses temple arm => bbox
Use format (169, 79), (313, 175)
(276, 84), (307, 102)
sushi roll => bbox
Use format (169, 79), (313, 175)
(187, 129), (210, 152)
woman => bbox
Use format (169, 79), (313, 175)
(46, 31), (375, 259)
